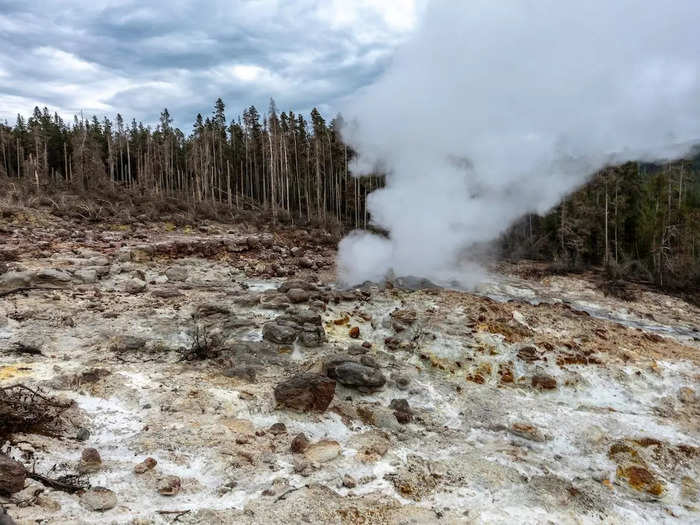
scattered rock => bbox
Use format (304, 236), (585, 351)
(274, 373), (336, 412)
(291, 433), (310, 453)
(262, 322), (298, 344)
(157, 475), (181, 496)
(268, 422), (287, 435)
(78, 448), (102, 473)
(134, 457), (157, 474)
(328, 361), (386, 391)
(165, 267), (188, 282)
(532, 375), (557, 390)
(349, 326), (360, 338)
(342, 474), (357, 488)
(304, 440), (341, 463)
(76, 427), (90, 441)
(287, 288), (310, 303)
(390, 398), (412, 423)
(222, 365), (257, 382)
(510, 422), (546, 442)
(123, 278), (147, 294)
(679, 387), (696, 404)
(80, 487), (117, 511)
(0, 454), (26, 494)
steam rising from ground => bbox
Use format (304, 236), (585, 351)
(337, 0), (700, 286)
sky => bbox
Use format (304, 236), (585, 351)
(0, 0), (424, 128)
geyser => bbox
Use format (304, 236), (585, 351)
(337, 0), (700, 286)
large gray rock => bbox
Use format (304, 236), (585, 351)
(0, 455), (26, 494)
(0, 271), (32, 289)
(262, 322), (298, 344)
(274, 373), (335, 412)
(123, 278), (147, 294)
(33, 269), (72, 286)
(326, 359), (386, 390)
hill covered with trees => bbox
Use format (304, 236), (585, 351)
(1, 99), (699, 293)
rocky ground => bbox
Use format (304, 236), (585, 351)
(0, 211), (698, 524)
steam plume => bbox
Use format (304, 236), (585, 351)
(337, 0), (700, 286)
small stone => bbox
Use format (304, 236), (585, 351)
(287, 288), (310, 303)
(76, 428), (90, 441)
(349, 326), (360, 338)
(157, 475), (181, 496)
(291, 433), (310, 453)
(532, 375), (557, 390)
(393, 374), (410, 390)
(80, 487), (117, 511)
(510, 422), (546, 442)
(123, 278), (147, 294)
(134, 457), (157, 474)
(78, 448), (102, 473)
(268, 422), (287, 435)
(304, 440), (341, 463)
(679, 387), (696, 404)
(342, 474), (357, 488)
(0, 454), (26, 494)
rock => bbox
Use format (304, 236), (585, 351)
(389, 399), (411, 412)
(110, 335), (146, 352)
(274, 373), (336, 412)
(73, 268), (98, 283)
(287, 288), (310, 303)
(304, 440), (341, 463)
(679, 387), (696, 404)
(350, 430), (390, 462)
(151, 289), (184, 298)
(278, 279), (318, 293)
(76, 427), (90, 441)
(262, 322), (298, 344)
(282, 308), (323, 326)
(0, 454), (26, 494)
(291, 433), (310, 453)
(342, 474), (357, 488)
(78, 448), (102, 473)
(196, 302), (230, 316)
(134, 457), (157, 474)
(0, 508), (17, 525)
(298, 257), (314, 269)
(0, 271), (32, 289)
(165, 267), (188, 282)
(157, 475), (181, 496)
(532, 375), (557, 390)
(124, 278), (147, 294)
(331, 362), (386, 390)
(33, 268), (72, 286)
(390, 398), (412, 423)
(393, 373), (410, 391)
(299, 325), (325, 347)
(390, 309), (417, 331)
(349, 326), (360, 338)
(268, 422), (287, 435)
(510, 422), (546, 442)
(222, 365), (257, 382)
(80, 487), (117, 511)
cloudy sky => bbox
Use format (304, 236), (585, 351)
(0, 0), (424, 128)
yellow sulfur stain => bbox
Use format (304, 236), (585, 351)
(0, 364), (33, 381)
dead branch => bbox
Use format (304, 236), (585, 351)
(27, 472), (87, 494)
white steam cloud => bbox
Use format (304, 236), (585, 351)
(337, 0), (700, 286)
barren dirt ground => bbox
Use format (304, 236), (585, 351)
(1, 213), (698, 524)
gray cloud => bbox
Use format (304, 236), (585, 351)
(0, 0), (422, 127)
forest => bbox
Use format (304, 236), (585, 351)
(1, 99), (699, 292)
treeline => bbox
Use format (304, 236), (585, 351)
(0, 99), (383, 227)
(501, 157), (700, 291)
